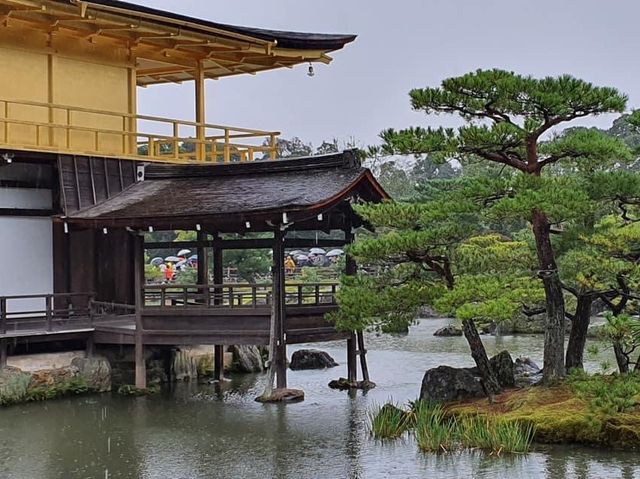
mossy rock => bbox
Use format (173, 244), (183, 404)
(604, 415), (640, 449)
(117, 384), (160, 396)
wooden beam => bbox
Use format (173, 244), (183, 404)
(144, 237), (346, 251)
(0, 208), (54, 216)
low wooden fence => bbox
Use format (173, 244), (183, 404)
(142, 282), (339, 309)
(0, 293), (135, 336)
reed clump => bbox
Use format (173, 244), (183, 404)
(369, 400), (535, 455)
(368, 402), (412, 439)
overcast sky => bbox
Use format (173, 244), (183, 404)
(135, 0), (640, 148)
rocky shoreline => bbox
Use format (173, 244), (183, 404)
(0, 346), (341, 406)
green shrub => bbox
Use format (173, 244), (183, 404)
(569, 371), (640, 414)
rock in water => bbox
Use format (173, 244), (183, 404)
(328, 377), (376, 390)
(433, 325), (463, 337)
(419, 366), (485, 403)
(290, 349), (338, 370)
(255, 388), (304, 403)
(71, 357), (111, 392)
(489, 350), (515, 388)
(230, 345), (264, 373)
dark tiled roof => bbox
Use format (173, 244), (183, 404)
(64, 151), (387, 228)
(59, 0), (356, 51)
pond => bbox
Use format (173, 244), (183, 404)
(0, 318), (638, 479)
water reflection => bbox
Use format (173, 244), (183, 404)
(0, 318), (637, 479)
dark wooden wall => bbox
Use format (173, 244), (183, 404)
(58, 155), (137, 214)
(53, 226), (136, 306)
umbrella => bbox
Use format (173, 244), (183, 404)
(150, 257), (164, 266)
(177, 249), (191, 257)
(288, 250), (304, 256)
(176, 259), (188, 268)
(309, 247), (326, 255)
(326, 249), (344, 257)
(164, 256), (181, 262)
(188, 254), (198, 261)
(295, 254), (309, 261)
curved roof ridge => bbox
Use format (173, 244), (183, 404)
(144, 150), (362, 180)
(61, 0), (357, 50)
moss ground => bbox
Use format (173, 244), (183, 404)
(446, 375), (640, 449)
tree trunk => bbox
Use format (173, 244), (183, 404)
(565, 294), (593, 371)
(462, 318), (501, 397)
(613, 341), (630, 374)
(532, 209), (566, 383)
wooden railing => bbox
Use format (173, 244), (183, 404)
(143, 282), (339, 309)
(0, 98), (279, 164)
(0, 293), (134, 336)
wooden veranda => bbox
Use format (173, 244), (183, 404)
(1, 151), (388, 390)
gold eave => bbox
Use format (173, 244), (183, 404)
(0, 0), (336, 86)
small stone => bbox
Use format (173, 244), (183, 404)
(255, 388), (304, 403)
(290, 349), (338, 370)
(433, 325), (463, 337)
(328, 377), (376, 390)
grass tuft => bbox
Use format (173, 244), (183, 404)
(368, 401), (411, 439)
(369, 400), (535, 455)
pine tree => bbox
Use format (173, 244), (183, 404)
(367, 70), (630, 382)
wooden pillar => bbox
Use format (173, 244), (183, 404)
(195, 61), (206, 161)
(85, 336), (95, 359)
(197, 231), (209, 290)
(0, 339), (7, 369)
(0, 296), (6, 369)
(212, 233), (225, 380)
(273, 228), (287, 389)
(214, 345), (224, 381)
(133, 233), (146, 389)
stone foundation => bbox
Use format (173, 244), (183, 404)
(0, 355), (111, 406)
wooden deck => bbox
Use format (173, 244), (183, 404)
(0, 283), (345, 347)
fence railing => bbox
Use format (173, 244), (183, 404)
(0, 293), (134, 335)
(142, 282), (339, 309)
(0, 97), (279, 164)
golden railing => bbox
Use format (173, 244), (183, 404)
(0, 98), (279, 164)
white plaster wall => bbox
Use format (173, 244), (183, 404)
(0, 216), (53, 311)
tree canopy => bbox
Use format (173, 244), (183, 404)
(332, 70), (637, 383)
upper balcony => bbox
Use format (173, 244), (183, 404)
(0, 0), (356, 164)
(0, 97), (280, 163)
